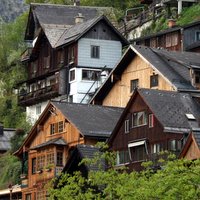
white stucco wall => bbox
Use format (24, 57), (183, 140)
(78, 38), (122, 68)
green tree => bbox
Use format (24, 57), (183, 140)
(48, 147), (200, 199)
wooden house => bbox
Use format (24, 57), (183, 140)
(179, 129), (200, 160)
(14, 101), (123, 199)
(131, 20), (200, 52)
(17, 3), (128, 124)
(90, 45), (200, 107)
(108, 88), (200, 171)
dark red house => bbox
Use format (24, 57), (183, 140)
(108, 88), (200, 171)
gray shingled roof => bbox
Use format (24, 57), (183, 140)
(52, 101), (123, 138)
(0, 128), (15, 151)
(31, 137), (67, 150)
(133, 45), (200, 90)
(31, 3), (108, 27)
(55, 16), (102, 47)
(76, 144), (105, 171)
(138, 88), (200, 131)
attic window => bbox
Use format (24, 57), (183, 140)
(91, 45), (100, 59)
(185, 113), (195, 120)
(150, 74), (158, 88)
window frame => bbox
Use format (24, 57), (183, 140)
(69, 69), (76, 82)
(130, 79), (139, 93)
(150, 74), (158, 88)
(82, 69), (100, 81)
(32, 158), (36, 174)
(116, 150), (130, 166)
(132, 111), (147, 128)
(91, 45), (100, 59)
(124, 119), (130, 133)
(149, 114), (154, 128)
(56, 151), (63, 166)
(195, 30), (200, 42)
(128, 140), (148, 162)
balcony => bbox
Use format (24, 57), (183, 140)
(18, 83), (59, 106)
(21, 48), (33, 62)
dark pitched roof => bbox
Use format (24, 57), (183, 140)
(55, 15), (128, 48)
(138, 88), (200, 131)
(52, 101), (123, 138)
(30, 137), (67, 150)
(0, 128), (16, 151)
(90, 45), (200, 103)
(25, 3), (112, 40)
(63, 144), (105, 174)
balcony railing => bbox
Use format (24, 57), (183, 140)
(18, 83), (59, 106)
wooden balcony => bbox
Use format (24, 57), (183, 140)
(18, 83), (59, 106)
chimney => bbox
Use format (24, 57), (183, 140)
(75, 13), (84, 24)
(168, 19), (176, 28)
(74, 0), (80, 6)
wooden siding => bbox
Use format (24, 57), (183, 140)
(110, 92), (183, 171)
(183, 135), (200, 160)
(84, 21), (120, 41)
(102, 55), (173, 107)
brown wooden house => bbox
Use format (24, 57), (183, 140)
(179, 129), (200, 160)
(90, 45), (200, 107)
(14, 101), (123, 200)
(131, 20), (200, 52)
(17, 3), (128, 124)
(108, 88), (200, 171)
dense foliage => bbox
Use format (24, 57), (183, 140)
(48, 148), (200, 200)
(0, 154), (21, 189)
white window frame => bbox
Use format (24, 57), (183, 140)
(69, 68), (76, 82)
(116, 150), (130, 166)
(125, 119), (130, 133)
(149, 114), (154, 128)
(128, 140), (148, 162)
(82, 69), (101, 81)
(132, 111), (147, 128)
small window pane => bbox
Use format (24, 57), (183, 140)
(32, 158), (36, 174)
(150, 74), (158, 87)
(91, 45), (100, 58)
(130, 79), (138, 93)
(149, 114), (154, 128)
(58, 121), (64, 133)
(56, 152), (63, 166)
(116, 150), (130, 165)
(125, 120), (130, 133)
(70, 70), (75, 81)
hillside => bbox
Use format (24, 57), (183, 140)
(0, 0), (28, 22)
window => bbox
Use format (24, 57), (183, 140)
(36, 105), (41, 115)
(32, 158), (36, 174)
(150, 74), (158, 88)
(69, 69), (75, 82)
(82, 69), (100, 81)
(58, 121), (64, 133)
(132, 111), (147, 127)
(37, 155), (45, 170)
(130, 79), (138, 93)
(149, 114), (154, 128)
(166, 32), (178, 47)
(152, 143), (160, 154)
(91, 45), (100, 58)
(195, 31), (200, 41)
(37, 190), (46, 200)
(68, 46), (75, 63)
(125, 119), (130, 133)
(50, 122), (64, 135)
(128, 141), (147, 162)
(56, 152), (63, 166)
(25, 194), (31, 200)
(46, 152), (54, 165)
(50, 123), (58, 135)
(169, 140), (182, 152)
(116, 150), (130, 165)
(194, 71), (200, 84)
